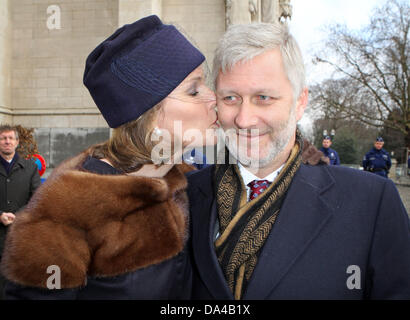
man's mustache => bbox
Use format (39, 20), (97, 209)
(224, 128), (271, 136)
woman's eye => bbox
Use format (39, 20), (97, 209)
(258, 95), (270, 100)
(190, 90), (199, 96)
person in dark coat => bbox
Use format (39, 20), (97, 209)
(0, 15), (219, 300)
(362, 137), (392, 178)
(320, 136), (340, 165)
(0, 125), (40, 299)
(187, 22), (410, 300)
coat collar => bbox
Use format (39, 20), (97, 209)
(188, 165), (234, 299)
(189, 164), (337, 300)
(0, 153), (23, 177)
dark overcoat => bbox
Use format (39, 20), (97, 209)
(0, 155), (40, 255)
(187, 164), (410, 299)
(1, 151), (194, 299)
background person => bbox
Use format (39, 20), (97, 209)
(0, 124), (40, 299)
(320, 136), (340, 165)
(362, 137), (392, 178)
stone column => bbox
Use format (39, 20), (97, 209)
(118, 0), (162, 27)
(261, 0), (280, 23)
(0, 0), (12, 124)
(226, 0), (259, 27)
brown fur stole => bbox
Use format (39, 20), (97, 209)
(1, 151), (195, 289)
(301, 138), (329, 165)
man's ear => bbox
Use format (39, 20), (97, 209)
(295, 87), (308, 122)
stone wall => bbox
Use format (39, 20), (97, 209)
(0, 0), (229, 169)
(162, 0), (225, 67)
(10, 0), (116, 128)
(34, 127), (110, 176)
(0, 0), (12, 124)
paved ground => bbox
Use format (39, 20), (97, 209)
(396, 185), (410, 216)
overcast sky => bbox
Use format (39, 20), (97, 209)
(289, 0), (388, 84)
(289, 0), (388, 131)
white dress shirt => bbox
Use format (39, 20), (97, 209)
(238, 163), (285, 200)
(214, 163), (285, 240)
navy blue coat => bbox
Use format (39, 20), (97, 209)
(187, 164), (410, 299)
(319, 147), (340, 165)
(362, 148), (392, 178)
(0, 154), (40, 255)
(2, 154), (193, 300)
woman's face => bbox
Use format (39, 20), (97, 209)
(157, 66), (219, 148)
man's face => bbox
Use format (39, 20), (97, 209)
(216, 49), (307, 168)
(0, 130), (19, 157)
(322, 139), (332, 148)
(374, 141), (384, 150)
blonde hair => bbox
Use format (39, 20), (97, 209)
(89, 104), (162, 173)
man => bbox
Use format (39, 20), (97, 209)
(320, 136), (340, 165)
(187, 23), (410, 299)
(362, 137), (392, 178)
(0, 125), (40, 298)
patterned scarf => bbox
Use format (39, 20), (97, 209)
(214, 133), (303, 299)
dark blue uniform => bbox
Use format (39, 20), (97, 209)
(362, 147), (392, 178)
(320, 147), (340, 165)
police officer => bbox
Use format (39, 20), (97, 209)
(320, 136), (340, 165)
(362, 137), (392, 178)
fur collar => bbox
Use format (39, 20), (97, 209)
(1, 151), (194, 289)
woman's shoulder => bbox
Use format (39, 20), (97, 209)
(1, 160), (192, 290)
(81, 156), (122, 175)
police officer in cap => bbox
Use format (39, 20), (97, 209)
(362, 137), (392, 178)
(320, 136), (340, 165)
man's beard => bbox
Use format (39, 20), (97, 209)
(224, 107), (297, 169)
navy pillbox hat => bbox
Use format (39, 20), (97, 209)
(376, 137), (384, 142)
(83, 15), (205, 128)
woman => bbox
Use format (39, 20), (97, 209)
(0, 15), (218, 299)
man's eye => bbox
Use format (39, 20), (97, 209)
(258, 95), (271, 100)
(190, 91), (199, 96)
(223, 96), (238, 103)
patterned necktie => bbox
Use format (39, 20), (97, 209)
(248, 179), (271, 201)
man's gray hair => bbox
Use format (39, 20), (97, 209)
(213, 22), (306, 99)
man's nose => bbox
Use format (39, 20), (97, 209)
(234, 101), (258, 129)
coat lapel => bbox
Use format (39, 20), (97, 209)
(243, 165), (336, 299)
(0, 164), (6, 177)
(189, 167), (234, 299)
